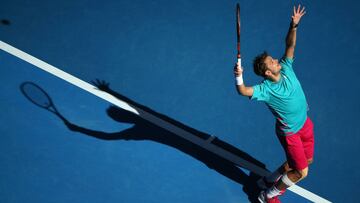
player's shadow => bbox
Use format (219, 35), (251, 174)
(62, 80), (267, 203)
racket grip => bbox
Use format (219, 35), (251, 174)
(237, 58), (242, 68)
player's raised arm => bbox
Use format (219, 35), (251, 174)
(285, 5), (306, 59)
(234, 62), (253, 97)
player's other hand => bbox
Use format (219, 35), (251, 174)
(234, 62), (243, 77)
(292, 5), (306, 25)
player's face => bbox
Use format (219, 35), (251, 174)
(264, 56), (281, 74)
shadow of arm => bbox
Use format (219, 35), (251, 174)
(64, 120), (131, 140)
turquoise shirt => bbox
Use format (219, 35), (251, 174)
(251, 57), (308, 135)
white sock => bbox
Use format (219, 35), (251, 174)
(266, 185), (281, 199)
(266, 173), (296, 199)
(265, 170), (282, 183)
(281, 173), (295, 187)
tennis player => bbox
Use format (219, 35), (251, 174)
(233, 5), (312, 203)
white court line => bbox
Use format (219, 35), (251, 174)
(0, 40), (331, 203)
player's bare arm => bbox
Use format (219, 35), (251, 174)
(234, 62), (253, 97)
(285, 5), (306, 59)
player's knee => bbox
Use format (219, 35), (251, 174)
(298, 167), (309, 179)
(291, 168), (308, 182)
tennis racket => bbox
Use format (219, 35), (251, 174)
(20, 82), (67, 123)
(236, 3), (241, 67)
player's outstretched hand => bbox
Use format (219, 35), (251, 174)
(292, 5), (306, 25)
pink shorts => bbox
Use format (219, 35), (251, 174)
(276, 117), (315, 170)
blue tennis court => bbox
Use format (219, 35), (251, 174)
(1, 0), (359, 202)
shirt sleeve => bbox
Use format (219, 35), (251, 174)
(251, 83), (270, 102)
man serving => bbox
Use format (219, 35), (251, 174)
(234, 5), (313, 203)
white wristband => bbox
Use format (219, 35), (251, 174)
(236, 75), (243, 86)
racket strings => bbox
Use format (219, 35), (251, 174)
(21, 83), (52, 108)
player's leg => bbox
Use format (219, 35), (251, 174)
(270, 158), (312, 182)
(263, 164), (309, 201)
(258, 166), (308, 202)
(257, 161), (290, 189)
(257, 122), (295, 190)
(264, 117), (315, 199)
(262, 132), (304, 200)
(258, 157), (314, 191)
(258, 143), (307, 202)
(275, 166), (308, 191)
(278, 157), (313, 176)
(302, 117), (315, 166)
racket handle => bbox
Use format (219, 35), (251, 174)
(237, 58), (242, 68)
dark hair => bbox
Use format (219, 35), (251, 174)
(253, 51), (269, 77)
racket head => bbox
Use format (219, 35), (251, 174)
(20, 82), (53, 109)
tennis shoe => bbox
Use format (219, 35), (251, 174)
(258, 191), (281, 203)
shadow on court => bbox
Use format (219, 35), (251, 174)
(20, 80), (269, 203)
(1, 19), (11, 25)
